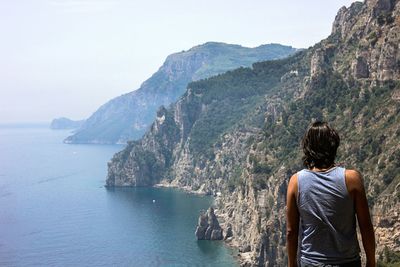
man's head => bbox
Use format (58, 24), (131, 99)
(301, 121), (340, 169)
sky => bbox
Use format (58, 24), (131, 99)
(0, 0), (357, 123)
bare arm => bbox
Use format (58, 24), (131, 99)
(345, 170), (376, 267)
(286, 174), (299, 267)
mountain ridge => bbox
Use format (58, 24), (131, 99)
(64, 42), (297, 144)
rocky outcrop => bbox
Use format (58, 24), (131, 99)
(330, 0), (400, 81)
(107, 1), (400, 266)
(352, 55), (370, 78)
(195, 207), (223, 240)
(372, 188), (400, 256)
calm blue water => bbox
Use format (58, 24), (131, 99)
(0, 126), (237, 266)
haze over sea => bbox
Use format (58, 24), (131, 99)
(0, 125), (237, 266)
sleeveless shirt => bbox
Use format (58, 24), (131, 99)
(297, 166), (360, 265)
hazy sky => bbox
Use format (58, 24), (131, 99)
(0, 0), (356, 123)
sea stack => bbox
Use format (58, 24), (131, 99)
(195, 207), (224, 240)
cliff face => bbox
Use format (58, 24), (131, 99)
(107, 0), (400, 266)
(64, 43), (297, 144)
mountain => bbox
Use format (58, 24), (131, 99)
(50, 117), (85, 130)
(64, 42), (297, 144)
(107, 0), (400, 266)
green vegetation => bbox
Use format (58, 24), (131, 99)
(253, 162), (271, 174)
(377, 247), (400, 267)
(249, 154), (271, 175)
(124, 42), (398, 206)
(192, 43), (297, 80)
(227, 166), (244, 192)
(253, 175), (268, 190)
(154, 108), (180, 167)
(377, 11), (395, 26)
(186, 52), (306, 158)
(66, 42), (296, 144)
(189, 95), (262, 158)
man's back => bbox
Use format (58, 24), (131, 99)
(297, 166), (360, 265)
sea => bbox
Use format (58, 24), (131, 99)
(0, 125), (238, 267)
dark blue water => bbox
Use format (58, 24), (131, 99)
(0, 126), (237, 266)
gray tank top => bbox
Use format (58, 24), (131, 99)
(297, 166), (360, 265)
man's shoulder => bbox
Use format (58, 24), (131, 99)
(345, 169), (362, 180)
(345, 169), (363, 192)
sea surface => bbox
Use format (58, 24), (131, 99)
(0, 126), (237, 266)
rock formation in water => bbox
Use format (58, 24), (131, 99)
(64, 43), (297, 144)
(107, 0), (400, 265)
(50, 117), (84, 130)
(195, 207), (224, 240)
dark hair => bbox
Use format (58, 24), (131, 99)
(301, 121), (340, 169)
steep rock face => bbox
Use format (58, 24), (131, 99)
(331, 0), (400, 81)
(65, 43), (297, 144)
(107, 1), (400, 266)
(195, 207), (224, 240)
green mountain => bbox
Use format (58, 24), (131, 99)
(107, 0), (400, 265)
(64, 42), (297, 144)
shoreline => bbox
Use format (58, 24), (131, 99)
(107, 182), (252, 265)
(153, 181), (248, 267)
(153, 181), (211, 195)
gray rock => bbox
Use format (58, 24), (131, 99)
(195, 207), (224, 240)
(207, 207), (220, 229)
(352, 56), (369, 78)
(198, 211), (208, 227)
(211, 229), (223, 240)
(195, 226), (207, 240)
(224, 224), (233, 240)
(205, 227), (213, 240)
(240, 245), (251, 253)
(372, 0), (395, 15)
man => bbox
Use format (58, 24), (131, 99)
(286, 121), (375, 267)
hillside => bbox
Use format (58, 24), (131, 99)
(64, 42), (297, 144)
(107, 0), (400, 266)
(50, 117), (85, 130)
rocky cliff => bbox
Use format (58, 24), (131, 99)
(195, 207), (224, 240)
(107, 0), (400, 266)
(65, 43), (297, 144)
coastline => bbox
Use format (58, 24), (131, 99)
(153, 181), (247, 267)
